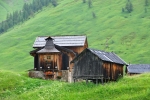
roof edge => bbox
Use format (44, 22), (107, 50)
(36, 35), (87, 37)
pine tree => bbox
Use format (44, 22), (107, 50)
(145, 0), (148, 6)
(52, 0), (58, 7)
(4, 21), (9, 32)
(122, 8), (125, 12)
(0, 0), (53, 34)
(145, 8), (147, 13)
(23, 10), (28, 20)
(32, 0), (38, 12)
(1, 21), (8, 32)
(6, 13), (10, 28)
(92, 12), (96, 18)
(125, 1), (133, 13)
(9, 13), (13, 27)
(19, 10), (24, 22)
(1, 22), (4, 32)
(45, 0), (50, 6)
(13, 11), (19, 25)
(37, 0), (42, 10)
(0, 23), (2, 33)
(83, 0), (86, 3)
(41, 0), (45, 6)
(130, 2), (133, 11)
(88, 0), (92, 8)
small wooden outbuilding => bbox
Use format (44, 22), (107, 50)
(30, 35), (88, 82)
(71, 48), (127, 83)
(127, 64), (150, 75)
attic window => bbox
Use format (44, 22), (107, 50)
(47, 56), (51, 59)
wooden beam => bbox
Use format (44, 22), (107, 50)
(101, 78), (104, 85)
(96, 79), (98, 85)
(86, 79), (88, 84)
(74, 78), (76, 83)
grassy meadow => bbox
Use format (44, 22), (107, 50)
(0, 70), (150, 100)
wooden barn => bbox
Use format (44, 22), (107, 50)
(127, 64), (150, 75)
(30, 35), (88, 82)
(71, 48), (127, 83)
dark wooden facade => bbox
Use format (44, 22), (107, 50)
(71, 48), (127, 82)
(103, 62), (123, 80)
(30, 35), (88, 81)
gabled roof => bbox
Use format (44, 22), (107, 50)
(89, 48), (127, 65)
(33, 35), (87, 48)
(127, 64), (150, 74)
(71, 48), (127, 65)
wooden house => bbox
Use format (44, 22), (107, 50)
(30, 35), (88, 82)
(127, 64), (150, 75)
(71, 48), (127, 83)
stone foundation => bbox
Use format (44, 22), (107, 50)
(28, 71), (45, 79)
(61, 70), (68, 82)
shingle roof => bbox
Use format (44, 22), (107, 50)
(33, 35), (87, 48)
(127, 64), (150, 74)
(71, 48), (127, 65)
(88, 48), (127, 65)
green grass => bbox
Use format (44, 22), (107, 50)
(0, 0), (32, 22)
(0, 0), (150, 72)
(0, 70), (150, 100)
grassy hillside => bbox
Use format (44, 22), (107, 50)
(0, 0), (32, 22)
(0, 0), (150, 71)
(0, 71), (150, 100)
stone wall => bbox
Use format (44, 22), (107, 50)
(28, 71), (45, 79)
(28, 70), (75, 83)
(61, 70), (68, 82)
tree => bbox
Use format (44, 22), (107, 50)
(92, 12), (96, 18)
(4, 21), (9, 32)
(12, 11), (20, 24)
(83, 0), (86, 3)
(45, 0), (51, 6)
(129, 2), (133, 12)
(52, 0), (58, 7)
(41, 0), (46, 6)
(0, 0), (53, 34)
(125, 1), (133, 13)
(1, 21), (8, 32)
(18, 10), (24, 23)
(0, 23), (2, 33)
(32, 0), (39, 12)
(88, 0), (92, 8)
(37, 0), (42, 11)
(145, 7), (147, 13)
(145, 0), (148, 6)
(122, 8), (125, 12)
(6, 13), (12, 28)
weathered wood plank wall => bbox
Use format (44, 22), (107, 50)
(73, 50), (103, 79)
(73, 50), (124, 81)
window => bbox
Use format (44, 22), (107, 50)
(47, 56), (51, 59)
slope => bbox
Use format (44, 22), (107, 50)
(1, 70), (150, 100)
(0, 0), (150, 71)
(0, 0), (32, 22)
